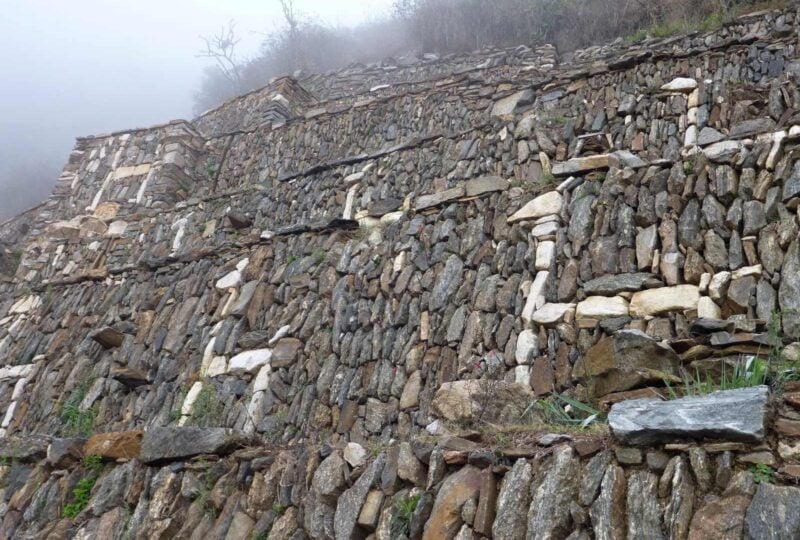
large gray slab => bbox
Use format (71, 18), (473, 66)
(140, 427), (248, 463)
(608, 386), (769, 445)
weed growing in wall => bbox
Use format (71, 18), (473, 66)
(60, 376), (97, 437)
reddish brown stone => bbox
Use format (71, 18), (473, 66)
(422, 465), (482, 540)
(531, 356), (555, 396)
(84, 431), (143, 459)
(598, 387), (665, 411)
(688, 494), (750, 540)
(336, 400), (358, 434)
(443, 451), (468, 465)
(473, 469), (497, 536)
(783, 392), (800, 409)
(775, 418), (800, 437)
(573, 437), (605, 457)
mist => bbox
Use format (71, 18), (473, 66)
(0, 0), (393, 220)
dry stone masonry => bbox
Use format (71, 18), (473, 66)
(3, 5), (800, 539)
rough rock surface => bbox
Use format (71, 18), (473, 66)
(1, 7), (800, 539)
(609, 387), (769, 445)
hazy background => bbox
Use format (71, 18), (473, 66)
(0, 0), (393, 220)
(0, 0), (751, 220)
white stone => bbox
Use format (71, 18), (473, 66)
(515, 330), (538, 364)
(699, 273), (712, 293)
(732, 264), (762, 280)
(661, 77), (697, 92)
(11, 379), (26, 400)
(10, 295), (41, 315)
(535, 241), (556, 270)
(344, 442), (367, 468)
(343, 185), (358, 220)
(629, 285), (700, 317)
(253, 364), (271, 393)
(684, 125), (698, 147)
(206, 356), (228, 378)
(508, 191), (563, 223)
(235, 258), (250, 272)
(269, 325), (291, 345)
(0, 364), (34, 381)
(245, 391), (266, 434)
(532, 303), (575, 326)
(180, 382), (204, 416)
(530, 221), (559, 238)
(766, 130), (786, 170)
(576, 296), (629, 319)
(521, 271), (549, 323)
(703, 140), (744, 162)
(1, 401), (16, 428)
(219, 288), (239, 319)
(229, 349), (272, 375)
(200, 338), (217, 376)
(215, 270), (242, 291)
(514, 366), (531, 385)
(697, 297), (722, 319)
(709, 272), (732, 301)
(105, 220), (128, 237)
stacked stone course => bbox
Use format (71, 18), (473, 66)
(2, 6), (800, 538)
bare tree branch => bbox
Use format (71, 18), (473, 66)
(197, 20), (243, 90)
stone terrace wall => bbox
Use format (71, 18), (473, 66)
(3, 5), (800, 540)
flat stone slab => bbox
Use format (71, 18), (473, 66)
(551, 154), (609, 176)
(609, 386), (769, 445)
(583, 273), (659, 296)
(415, 186), (465, 211)
(140, 427), (249, 463)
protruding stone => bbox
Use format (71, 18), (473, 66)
(508, 191), (563, 223)
(609, 386), (769, 445)
(576, 296), (629, 320)
(575, 330), (680, 397)
(629, 285), (699, 317)
(661, 77), (697, 92)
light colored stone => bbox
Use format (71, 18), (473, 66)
(552, 154), (610, 176)
(521, 271), (549, 323)
(344, 442), (367, 468)
(697, 297), (722, 320)
(709, 272), (731, 301)
(508, 191), (563, 223)
(532, 303), (575, 326)
(215, 270), (242, 290)
(515, 329), (538, 364)
(661, 77), (697, 92)
(576, 296), (629, 319)
(228, 349), (271, 374)
(629, 285), (700, 317)
(535, 240), (556, 270)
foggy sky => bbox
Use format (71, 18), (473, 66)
(0, 0), (393, 219)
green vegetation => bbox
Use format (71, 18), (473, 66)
(62, 454), (105, 519)
(191, 384), (225, 427)
(389, 493), (421, 539)
(193, 461), (220, 518)
(272, 502), (287, 516)
(60, 376), (97, 437)
(750, 463), (775, 484)
(204, 161), (217, 180)
(666, 357), (769, 398)
(63, 476), (96, 519)
(523, 394), (606, 429)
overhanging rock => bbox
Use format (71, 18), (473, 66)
(608, 386), (769, 445)
(140, 427), (250, 463)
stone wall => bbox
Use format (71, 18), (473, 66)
(2, 5), (800, 539)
